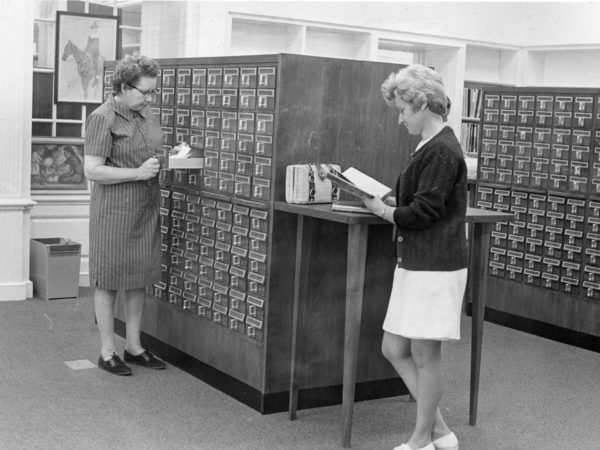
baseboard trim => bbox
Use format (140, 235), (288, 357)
(466, 304), (600, 353)
(115, 318), (407, 414)
(0, 282), (30, 301)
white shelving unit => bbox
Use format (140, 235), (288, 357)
(524, 46), (600, 87)
(304, 26), (371, 59)
(228, 13), (467, 136)
(465, 44), (521, 86)
(231, 18), (304, 55)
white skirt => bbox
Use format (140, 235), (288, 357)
(382, 267), (468, 340)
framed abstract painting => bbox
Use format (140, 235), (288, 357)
(31, 137), (89, 193)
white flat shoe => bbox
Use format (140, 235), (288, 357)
(393, 443), (435, 450)
(432, 432), (459, 450)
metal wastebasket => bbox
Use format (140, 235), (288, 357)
(30, 238), (81, 300)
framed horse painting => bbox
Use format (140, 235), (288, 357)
(55, 11), (119, 104)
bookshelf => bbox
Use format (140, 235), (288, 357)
(461, 85), (483, 156)
(461, 82), (514, 156)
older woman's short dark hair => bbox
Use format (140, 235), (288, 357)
(112, 55), (160, 94)
(381, 64), (451, 119)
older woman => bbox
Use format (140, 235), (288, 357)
(362, 65), (467, 450)
(85, 55), (166, 376)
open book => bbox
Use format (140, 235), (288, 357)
(327, 167), (392, 199)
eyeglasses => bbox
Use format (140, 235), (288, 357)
(128, 84), (158, 97)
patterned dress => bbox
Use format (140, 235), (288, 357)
(85, 95), (163, 290)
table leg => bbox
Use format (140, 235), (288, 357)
(464, 221), (475, 310)
(469, 222), (492, 426)
(289, 215), (313, 420)
(342, 223), (369, 448)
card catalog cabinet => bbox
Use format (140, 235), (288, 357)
(476, 87), (600, 338)
(104, 54), (412, 412)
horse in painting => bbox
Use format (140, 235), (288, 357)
(61, 40), (103, 99)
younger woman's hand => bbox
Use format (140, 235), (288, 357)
(362, 195), (385, 215)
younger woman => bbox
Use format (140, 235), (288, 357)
(363, 64), (467, 450)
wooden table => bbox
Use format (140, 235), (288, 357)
(275, 202), (513, 447)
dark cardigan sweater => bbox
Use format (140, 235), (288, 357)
(391, 126), (468, 271)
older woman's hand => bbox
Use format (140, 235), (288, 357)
(138, 156), (160, 180)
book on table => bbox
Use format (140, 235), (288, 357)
(326, 167), (392, 199)
(331, 200), (371, 214)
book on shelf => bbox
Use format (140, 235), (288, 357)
(326, 167), (392, 199)
(463, 87), (482, 119)
(331, 200), (371, 214)
(460, 121), (480, 154)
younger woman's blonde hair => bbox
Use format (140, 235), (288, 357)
(381, 64), (450, 119)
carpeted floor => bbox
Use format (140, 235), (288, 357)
(0, 290), (599, 449)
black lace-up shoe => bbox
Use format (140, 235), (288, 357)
(97, 353), (132, 376)
(123, 350), (166, 370)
